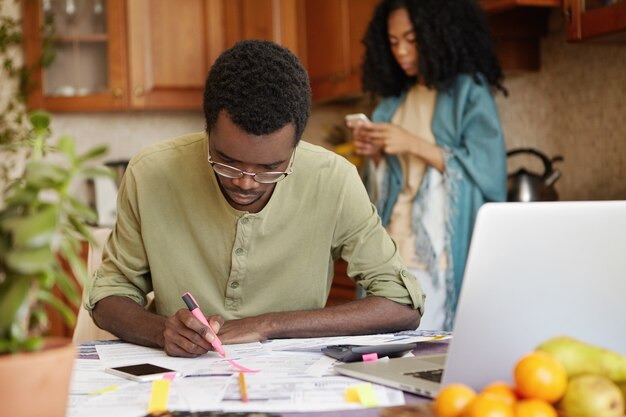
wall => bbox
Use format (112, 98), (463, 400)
(495, 12), (626, 201)
(42, 11), (626, 202)
(0, 0), (25, 187)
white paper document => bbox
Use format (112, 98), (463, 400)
(68, 331), (448, 415)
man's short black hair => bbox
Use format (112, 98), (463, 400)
(203, 40), (311, 143)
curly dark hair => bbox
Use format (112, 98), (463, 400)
(203, 40), (311, 143)
(362, 0), (507, 97)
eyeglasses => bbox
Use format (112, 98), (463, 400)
(207, 147), (296, 184)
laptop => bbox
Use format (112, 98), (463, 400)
(335, 201), (626, 397)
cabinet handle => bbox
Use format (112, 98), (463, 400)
(562, 0), (570, 21)
(134, 86), (145, 97)
(112, 87), (123, 99)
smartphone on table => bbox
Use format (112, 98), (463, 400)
(345, 113), (371, 126)
(105, 363), (180, 382)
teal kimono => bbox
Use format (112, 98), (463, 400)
(367, 74), (506, 329)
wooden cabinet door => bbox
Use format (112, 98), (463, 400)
(222, 0), (306, 58)
(563, 0), (626, 42)
(304, 0), (378, 101)
(126, 0), (225, 110)
(23, 0), (128, 111)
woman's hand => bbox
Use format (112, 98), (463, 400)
(364, 122), (417, 155)
(358, 122), (446, 172)
(350, 120), (384, 158)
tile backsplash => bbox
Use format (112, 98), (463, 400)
(48, 12), (625, 202)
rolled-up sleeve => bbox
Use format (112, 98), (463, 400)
(333, 164), (425, 314)
(84, 166), (152, 314)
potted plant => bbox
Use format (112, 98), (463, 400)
(0, 110), (111, 416)
(0, 4), (111, 415)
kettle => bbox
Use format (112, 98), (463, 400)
(506, 148), (563, 202)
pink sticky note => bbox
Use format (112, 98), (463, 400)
(162, 372), (177, 381)
(362, 353), (378, 362)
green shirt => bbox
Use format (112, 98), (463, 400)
(85, 132), (424, 319)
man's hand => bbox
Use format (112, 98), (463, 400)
(216, 316), (269, 344)
(93, 296), (421, 357)
(92, 296), (228, 358)
(162, 309), (224, 357)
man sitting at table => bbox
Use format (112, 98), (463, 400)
(85, 40), (425, 357)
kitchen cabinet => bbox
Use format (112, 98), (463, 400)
(481, 0), (560, 14)
(23, 0), (225, 111)
(303, 0), (379, 101)
(481, 0), (560, 72)
(326, 260), (356, 307)
(222, 0), (306, 58)
(563, 0), (626, 42)
(23, 0), (128, 111)
(126, 0), (223, 110)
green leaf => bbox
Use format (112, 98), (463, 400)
(67, 197), (99, 225)
(1, 204), (58, 249)
(0, 276), (31, 332)
(56, 135), (76, 159)
(78, 145), (109, 163)
(31, 308), (49, 330)
(5, 246), (56, 275)
(3, 185), (38, 206)
(79, 165), (115, 179)
(37, 290), (76, 328)
(37, 269), (55, 290)
(54, 268), (81, 307)
(0, 339), (16, 354)
(68, 215), (93, 243)
(59, 241), (88, 290)
(19, 336), (44, 352)
(24, 160), (70, 188)
(28, 110), (51, 131)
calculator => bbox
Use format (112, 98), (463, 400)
(321, 343), (417, 362)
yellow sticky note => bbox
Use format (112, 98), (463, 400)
(147, 379), (170, 413)
(345, 383), (378, 407)
(355, 383), (378, 407)
(88, 385), (118, 395)
(344, 386), (360, 403)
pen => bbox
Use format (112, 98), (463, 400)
(182, 292), (226, 358)
(239, 372), (249, 403)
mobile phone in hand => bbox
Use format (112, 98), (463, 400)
(105, 363), (179, 382)
(345, 113), (371, 126)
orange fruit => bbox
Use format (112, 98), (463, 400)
(462, 392), (514, 417)
(434, 383), (477, 417)
(514, 399), (558, 417)
(513, 351), (567, 403)
(482, 381), (517, 406)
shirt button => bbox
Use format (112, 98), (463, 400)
(230, 281), (240, 289)
(240, 217), (249, 225)
(235, 248), (244, 256)
(401, 270), (407, 277)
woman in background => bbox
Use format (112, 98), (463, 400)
(349, 0), (507, 330)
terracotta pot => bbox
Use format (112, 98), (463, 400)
(0, 337), (76, 417)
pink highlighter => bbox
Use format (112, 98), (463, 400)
(182, 292), (226, 358)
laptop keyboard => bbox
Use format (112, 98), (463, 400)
(403, 368), (444, 383)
